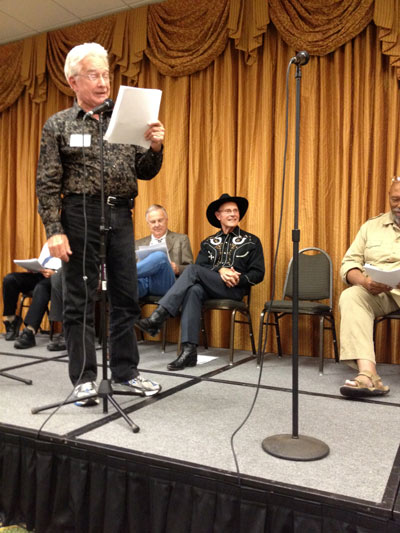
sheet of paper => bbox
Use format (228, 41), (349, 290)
(136, 242), (170, 262)
(13, 257), (61, 272)
(196, 354), (218, 365)
(364, 263), (400, 288)
(14, 243), (61, 272)
(104, 86), (162, 148)
(13, 259), (44, 273)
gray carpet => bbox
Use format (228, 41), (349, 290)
(1, 333), (399, 506)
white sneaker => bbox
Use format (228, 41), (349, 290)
(74, 381), (99, 407)
(112, 374), (161, 397)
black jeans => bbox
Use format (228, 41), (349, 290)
(2, 272), (51, 331)
(158, 264), (246, 344)
(49, 269), (63, 322)
(62, 196), (140, 385)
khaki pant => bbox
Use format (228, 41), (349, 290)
(339, 286), (399, 369)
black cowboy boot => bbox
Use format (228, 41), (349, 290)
(167, 343), (197, 371)
(136, 305), (170, 337)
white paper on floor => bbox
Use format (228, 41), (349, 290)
(196, 354), (218, 364)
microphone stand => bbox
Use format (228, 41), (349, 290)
(32, 112), (139, 432)
(96, 112), (139, 433)
(261, 60), (329, 460)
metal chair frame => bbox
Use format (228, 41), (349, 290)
(257, 247), (339, 373)
(200, 289), (256, 365)
(373, 310), (400, 347)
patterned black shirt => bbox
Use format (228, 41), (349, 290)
(36, 102), (163, 238)
(196, 227), (265, 288)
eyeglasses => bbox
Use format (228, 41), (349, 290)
(219, 208), (239, 215)
(79, 71), (111, 82)
(392, 176), (400, 183)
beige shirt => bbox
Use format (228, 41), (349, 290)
(340, 211), (400, 304)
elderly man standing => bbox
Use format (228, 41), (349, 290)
(339, 177), (400, 398)
(136, 204), (193, 298)
(137, 193), (265, 370)
(36, 42), (165, 405)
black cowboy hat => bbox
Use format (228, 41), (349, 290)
(206, 193), (248, 228)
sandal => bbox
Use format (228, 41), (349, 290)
(340, 370), (390, 398)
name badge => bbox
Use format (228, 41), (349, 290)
(70, 134), (91, 147)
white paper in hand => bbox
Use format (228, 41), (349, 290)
(104, 86), (162, 148)
(364, 263), (400, 288)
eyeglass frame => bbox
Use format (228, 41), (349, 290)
(218, 208), (240, 215)
(77, 71), (111, 82)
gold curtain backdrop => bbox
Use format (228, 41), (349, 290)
(0, 0), (400, 362)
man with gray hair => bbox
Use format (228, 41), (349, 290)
(36, 42), (165, 404)
(136, 204), (193, 298)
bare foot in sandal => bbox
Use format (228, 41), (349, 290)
(340, 370), (389, 398)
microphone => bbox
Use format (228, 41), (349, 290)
(291, 51), (310, 66)
(84, 98), (114, 119)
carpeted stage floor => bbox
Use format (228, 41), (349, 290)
(1, 333), (400, 532)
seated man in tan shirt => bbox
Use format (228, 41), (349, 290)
(339, 177), (400, 398)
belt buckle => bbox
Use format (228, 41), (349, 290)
(107, 196), (117, 206)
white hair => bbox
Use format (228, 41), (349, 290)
(145, 204), (168, 221)
(64, 42), (108, 80)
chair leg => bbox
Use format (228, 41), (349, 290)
(319, 316), (324, 374)
(229, 309), (237, 365)
(257, 309), (266, 365)
(176, 322), (182, 355)
(161, 321), (167, 353)
(246, 311), (256, 355)
(330, 315), (339, 363)
(274, 314), (283, 357)
(201, 310), (208, 349)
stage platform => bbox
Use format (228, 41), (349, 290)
(1, 333), (400, 532)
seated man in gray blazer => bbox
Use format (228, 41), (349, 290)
(136, 204), (193, 298)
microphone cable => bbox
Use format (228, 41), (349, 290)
(36, 119), (92, 439)
(229, 57), (295, 486)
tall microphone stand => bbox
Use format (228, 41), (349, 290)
(96, 112), (139, 433)
(32, 112), (139, 432)
(262, 55), (329, 461)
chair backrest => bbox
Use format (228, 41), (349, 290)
(282, 247), (333, 305)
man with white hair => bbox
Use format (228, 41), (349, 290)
(36, 42), (165, 405)
(136, 204), (193, 298)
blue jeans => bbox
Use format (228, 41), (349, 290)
(137, 251), (176, 299)
(61, 195), (140, 385)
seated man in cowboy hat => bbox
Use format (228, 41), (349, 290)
(136, 193), (265, 370)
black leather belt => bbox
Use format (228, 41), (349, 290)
(106, 196), (134, 208)
(63, 194), (134, 208)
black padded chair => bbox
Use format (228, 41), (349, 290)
(257, 247), (339, 373)
(200, 289), (256, 365)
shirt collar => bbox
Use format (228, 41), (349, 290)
(214, 226), (240, 238)
(151, 233), (167, 244)
(384, 211), (398, 227)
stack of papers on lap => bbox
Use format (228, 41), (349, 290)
(136, 243), (170, 262)
(364, 263), (400, 288)
(14, 242), (61, 272)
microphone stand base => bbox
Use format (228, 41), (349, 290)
(262, 434), (329, 461)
